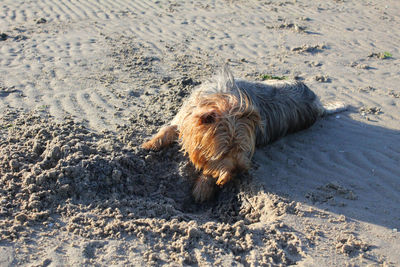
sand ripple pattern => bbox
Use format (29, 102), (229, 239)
(1, 0), (400, 129)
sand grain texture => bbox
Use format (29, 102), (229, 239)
(1, 0), (399, 266)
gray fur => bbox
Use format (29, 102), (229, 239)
(235, 78), (323, 145)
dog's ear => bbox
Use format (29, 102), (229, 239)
(199, 111), (217, 124)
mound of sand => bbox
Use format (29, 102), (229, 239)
(0, 110), (306, 265)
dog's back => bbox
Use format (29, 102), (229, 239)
(235, 79), (322, 146)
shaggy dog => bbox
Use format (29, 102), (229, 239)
(142, 66), (345, 202)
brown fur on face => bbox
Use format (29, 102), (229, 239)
(179, 93), (260, 188)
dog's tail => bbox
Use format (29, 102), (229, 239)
(321, 101), (348, 116)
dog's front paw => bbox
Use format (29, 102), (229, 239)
(141, 139), (159, 150)
(142, 125), (178, 151)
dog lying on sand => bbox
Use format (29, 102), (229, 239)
(142, 66), (346, 202)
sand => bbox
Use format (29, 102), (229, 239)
(0, 0), (399, 266)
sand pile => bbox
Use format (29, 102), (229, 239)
(0, 109), (307, 265)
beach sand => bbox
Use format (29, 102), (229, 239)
(0, 0), (399, 266)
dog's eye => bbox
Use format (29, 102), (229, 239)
(200, 111), (216, 124)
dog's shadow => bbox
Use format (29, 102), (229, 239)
(247, 111), (400, 230)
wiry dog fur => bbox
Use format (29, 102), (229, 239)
(142, 66), (345, 202)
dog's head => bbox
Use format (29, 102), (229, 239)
(179, 68), (261, 186)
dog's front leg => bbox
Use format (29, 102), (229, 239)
(142, 125), (178, 150)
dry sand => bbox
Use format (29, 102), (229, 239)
(0, 0), (399, 266)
